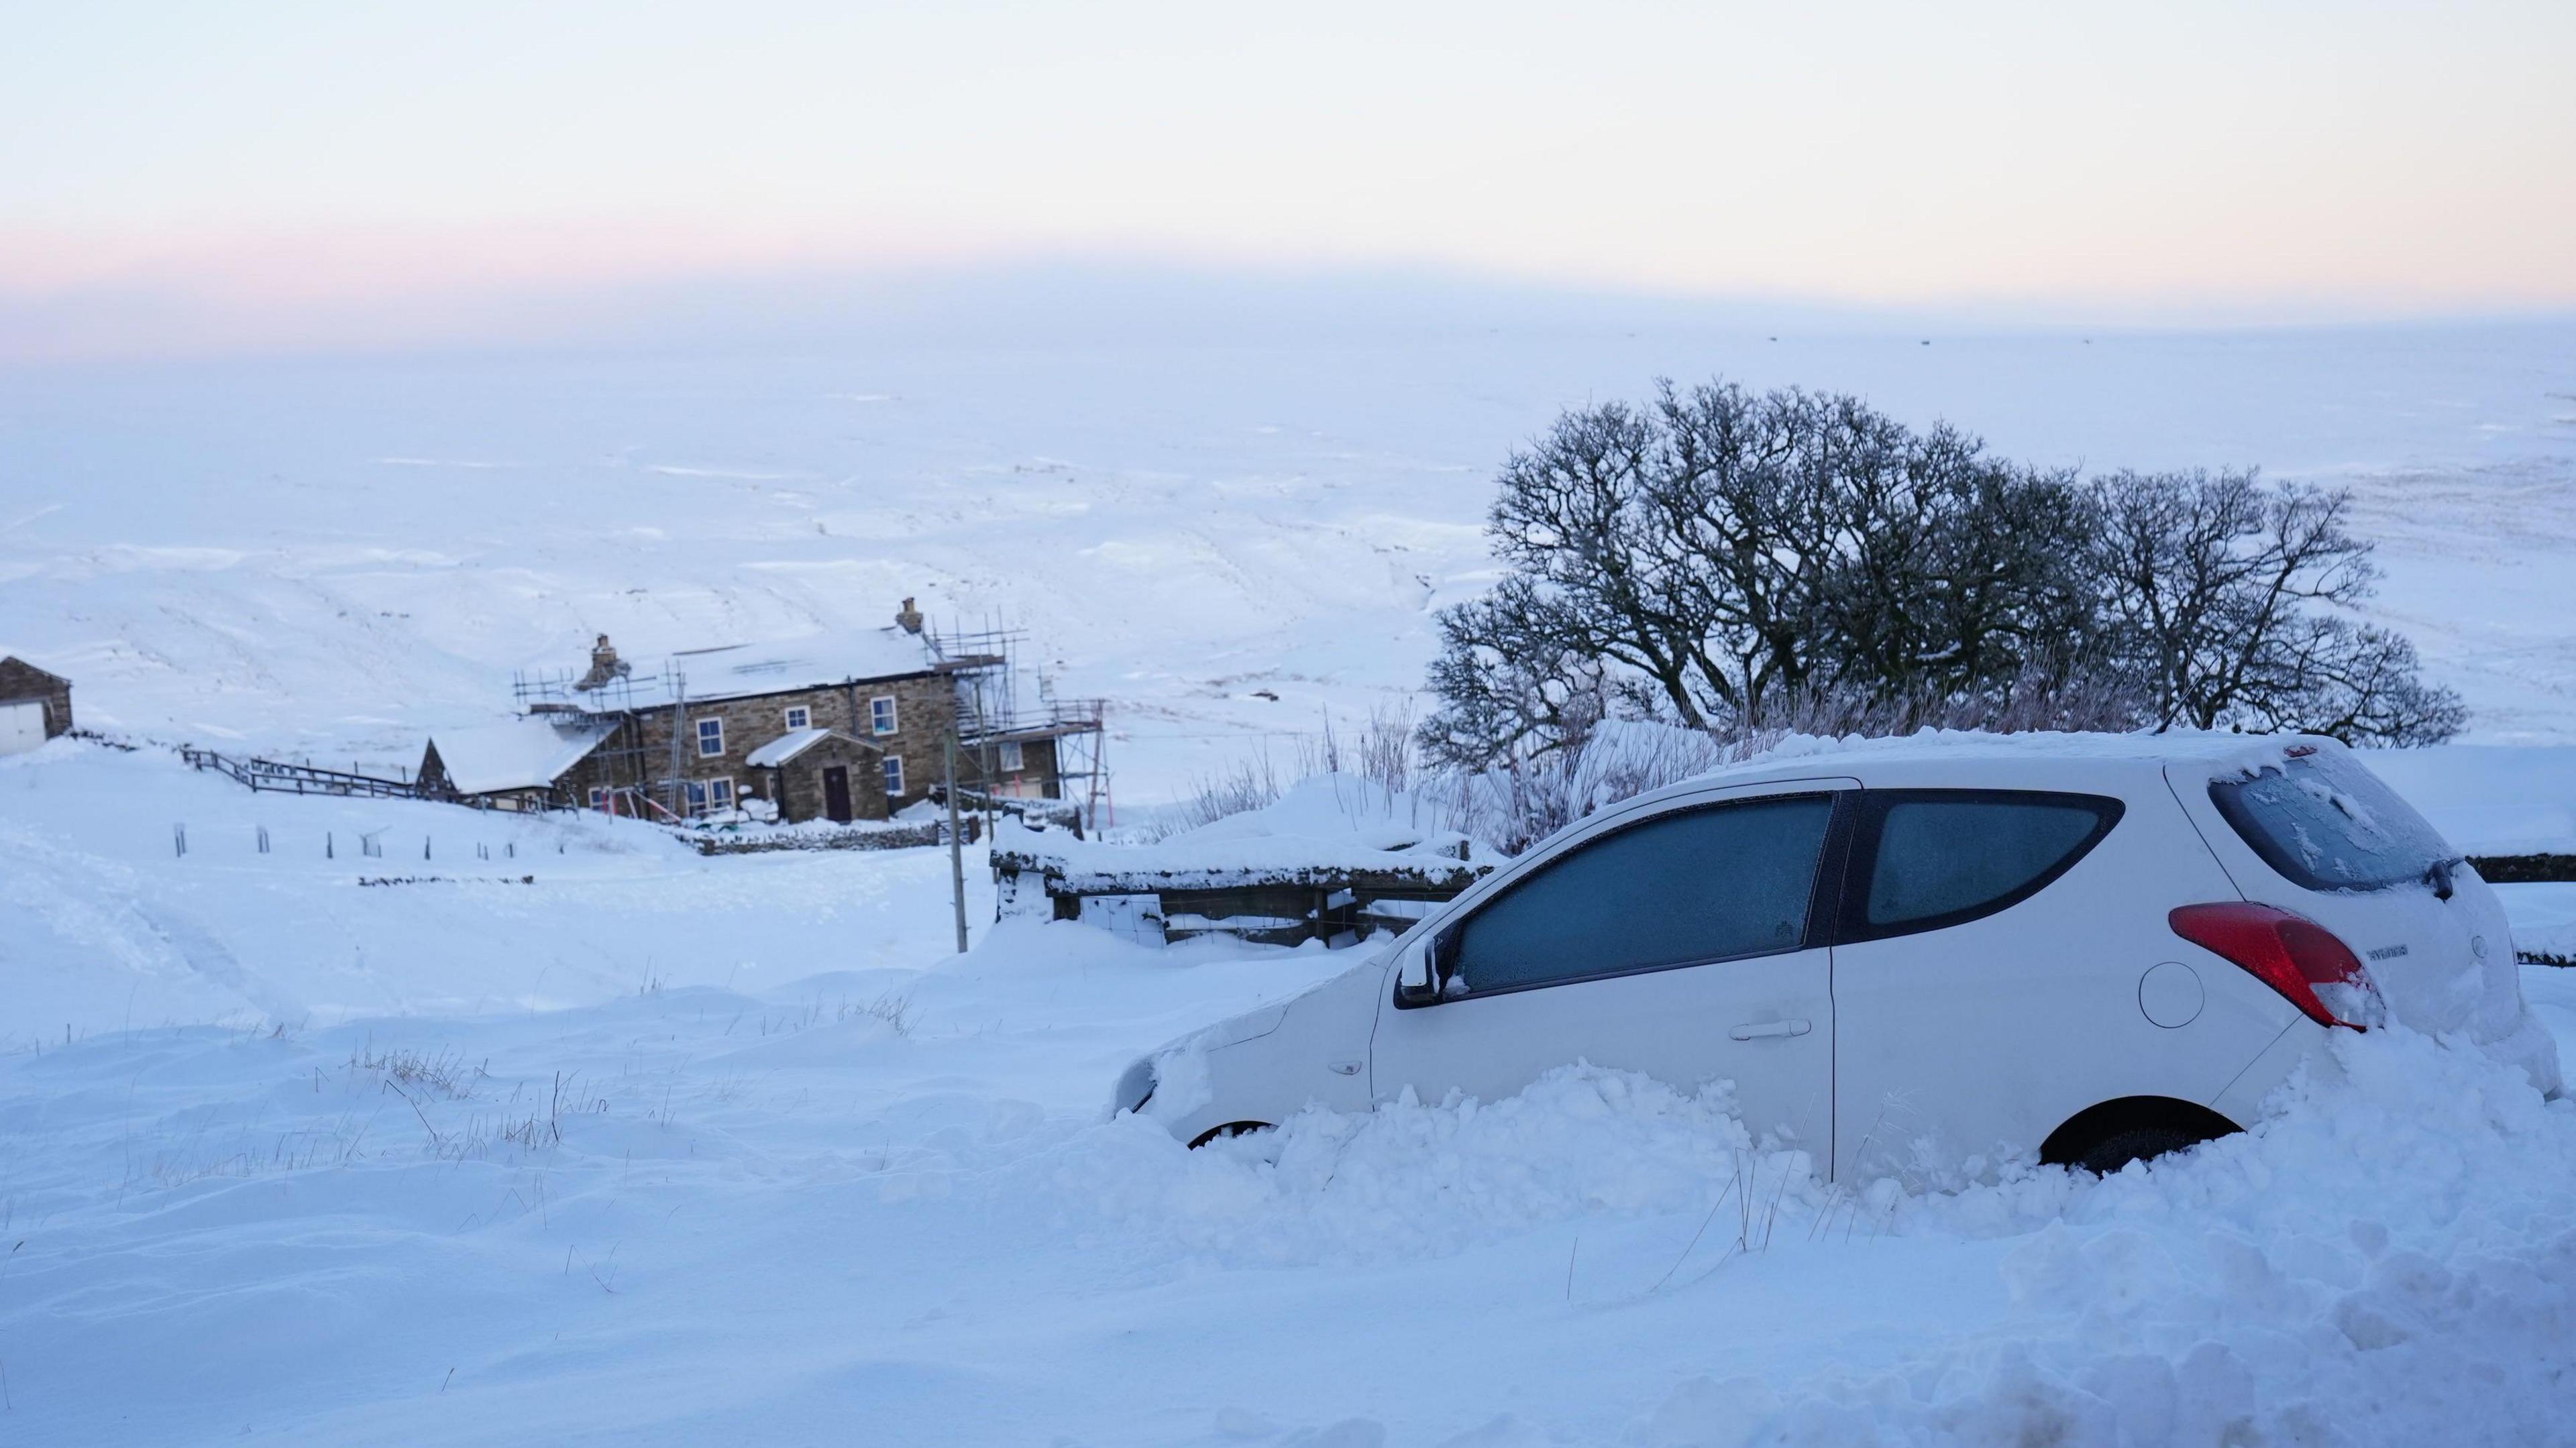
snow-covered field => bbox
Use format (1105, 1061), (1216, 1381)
(8, 311), (2576, 1444)
(3, 738), (2576, 1444)
(5, 311), (2573, 797)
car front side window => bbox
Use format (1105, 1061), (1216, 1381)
(1442, 794), (1834, 998)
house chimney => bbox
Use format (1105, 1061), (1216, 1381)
(895, 598), (924, 634)
(576, 634), (630, 691)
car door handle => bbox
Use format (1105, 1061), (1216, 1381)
(1728, 1019), (1811, 1041)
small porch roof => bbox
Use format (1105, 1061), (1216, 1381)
(745, 728), (881, 769)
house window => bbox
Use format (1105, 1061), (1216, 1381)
(708, 778), (735, 811)
(883, 756), (905, 795)
(696, 718), (724, 757)
(869, 695), (898, 735)
(684, 780), (709, 814)
(783, 705), (812, 730)
(998, 740), (1024, 773)
(587, 786), (608, 810)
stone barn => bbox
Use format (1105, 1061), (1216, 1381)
(0, 657), (73, 755)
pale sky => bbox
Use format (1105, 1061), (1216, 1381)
(5, 1), (2573, 355)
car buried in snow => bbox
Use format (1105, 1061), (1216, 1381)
(1112, 734), (2563, 1176)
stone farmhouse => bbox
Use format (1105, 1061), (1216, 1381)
(0, 657), (74, 756)
(418, 602), (1105, 827)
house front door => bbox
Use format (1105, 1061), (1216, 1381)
(822, 765), (853, 824)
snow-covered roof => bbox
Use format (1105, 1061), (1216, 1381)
(429, 718), (618, 795)
(586, 629), (956, 709)
(1714, 727), (2309, 781)
(743, 728), (879, 768)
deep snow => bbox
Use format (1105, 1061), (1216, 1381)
(6, 737), (2576, 1445)
(7, 312), (2576, 1444)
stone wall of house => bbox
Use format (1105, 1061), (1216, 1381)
(980, 735), (1064, 799)
(621, 673), (961, 815)
(765, 734), (892, 824)
(0, 658), (73, 738)
(552, 716), (647, 812)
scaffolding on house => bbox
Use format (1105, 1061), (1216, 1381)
(928, 616), (1112, 833)
(509, 663), (688, 819)
(506, 614), (1112, 828)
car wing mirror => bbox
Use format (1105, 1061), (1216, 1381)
(1395, 940), (1444, 1007)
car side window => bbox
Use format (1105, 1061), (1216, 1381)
(1444, 794), (1834, 997)
(1846, 791), (2121, 941)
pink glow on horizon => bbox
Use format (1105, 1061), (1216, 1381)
(5, 3), (2571, 357)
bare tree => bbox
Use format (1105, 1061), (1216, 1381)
(2089, 469), (2461, 744)
(1415, 579), (1615, 769)
(1482, 398), (1734, 728)
(1424, 382), (2120, 767)
(1811, 422), (2102, 711)
(1423, 389), (2464, 777)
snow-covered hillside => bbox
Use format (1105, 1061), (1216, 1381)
(8, 304), (2576, 1445)
(5, 312), (2573, 799)
(5, 734), (2576, 1445)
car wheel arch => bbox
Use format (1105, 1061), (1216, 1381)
(1187, 1121), (1275, 1150)
(2039, 1095), (2242, 1173)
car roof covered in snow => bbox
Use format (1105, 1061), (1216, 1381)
(1664, 728), (2332, 799)
(429, 717), (619, 795)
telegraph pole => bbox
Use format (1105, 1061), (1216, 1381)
(945, 728), (969, 953)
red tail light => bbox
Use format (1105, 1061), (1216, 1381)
(2169, 901), (2376, 1029)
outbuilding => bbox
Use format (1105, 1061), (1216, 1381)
(0, 657), (73, 755)
(418, 716), (619, 811)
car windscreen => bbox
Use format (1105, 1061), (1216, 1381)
(2206, 750), (2453, 892)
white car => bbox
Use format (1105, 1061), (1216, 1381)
(1114, 734), (2563, 1176)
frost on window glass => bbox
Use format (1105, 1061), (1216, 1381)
(1864, 798), (2106, 930)
(2208, 750), (2452, 892)
(1445, 795), (1832, 994)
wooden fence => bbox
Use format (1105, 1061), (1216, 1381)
(993, 848), (1491, 948)
(180, 747), (418, 800)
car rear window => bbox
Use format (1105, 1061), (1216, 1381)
(1848, 791), (2123, 941)
(2207, 750), (2452, 892)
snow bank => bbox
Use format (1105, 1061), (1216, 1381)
(0, 741), (988, 1034)
(1056, 1026), (2576, 1446)
(1631, 1025), (2576, 1447)
(7, 858), (2576, 1443)
(1059, 1068), (1782, 1268)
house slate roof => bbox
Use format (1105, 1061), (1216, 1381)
(431, 718), (619, 795)
(0, 656), (70, 687)
(744, 728), (881, 769)
(590, 629), (969, 710)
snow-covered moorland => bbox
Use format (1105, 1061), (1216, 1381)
(5, 306), (2574, 795)
(6, 306), (2576, 1443)
(5, 737), (2576, 1445)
